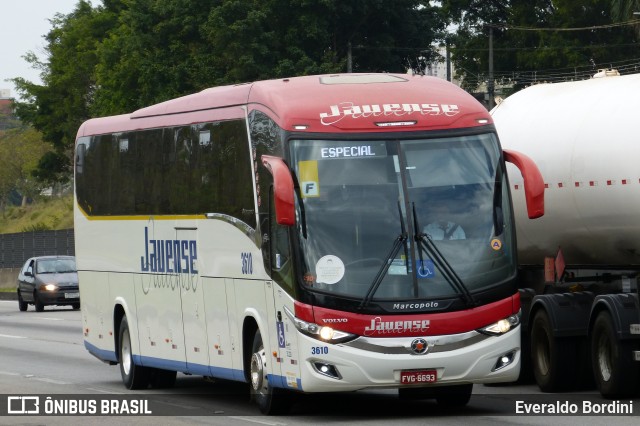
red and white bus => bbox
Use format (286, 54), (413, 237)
(74, 73), (544, 414)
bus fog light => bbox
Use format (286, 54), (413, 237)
(313, 362), (341, 379)
(492, 350), (516, 371)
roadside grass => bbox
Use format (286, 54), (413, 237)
(0, 194), (73, 234)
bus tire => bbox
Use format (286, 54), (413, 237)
(398, 387), (436, 400)
(530, 309), (574, 391)
(249, 329), (291, 415)
(118, 316), (150, 390)
(434, 384), (473, 407)
(591, 311), (639, 398)
(435, 383), (473, 408)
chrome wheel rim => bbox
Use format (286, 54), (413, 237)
(121, 328), (132, 376)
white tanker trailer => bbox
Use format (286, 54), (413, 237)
(492, 72), (640, 398)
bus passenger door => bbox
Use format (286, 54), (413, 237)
(266, 187), (301, 390)
(177, 227), (210, 375)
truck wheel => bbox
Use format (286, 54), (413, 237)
(249, 329), (291, 415)
(591, 311), (638, 398)
(118, 316), (150, 389)
(17, 291), (28, 312)
(530, 309), (574, 391)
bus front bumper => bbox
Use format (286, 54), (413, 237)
(292, 326), (521, 393)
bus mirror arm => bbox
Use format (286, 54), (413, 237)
(503, 149), (545, 219)
(261, 155), (295, 226)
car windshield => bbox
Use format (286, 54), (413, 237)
(36, 259), (77, 274)
(288, 134), (515, 303)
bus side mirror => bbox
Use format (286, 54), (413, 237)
(503, 149), (545, 219)
(261, 155), (295, 226)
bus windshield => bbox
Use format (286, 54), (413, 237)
(289, 133), (515, 306)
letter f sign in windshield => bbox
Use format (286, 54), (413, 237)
(302, 181), (318, 197)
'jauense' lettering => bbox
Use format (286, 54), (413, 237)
(140, 227), (197, 274)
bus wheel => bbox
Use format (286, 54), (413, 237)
(434, 384), (473, 407)
(591, 311), (638, 398)
(530, 309), (573, 391)
(119, 316), (150, 389)
(249, 329), (290, 415)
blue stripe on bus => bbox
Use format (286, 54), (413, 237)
(85, 340), (301, 390)
(84, 340), (118, 363)
(134, 354), (245, 382)
(267, 374), (303, 391)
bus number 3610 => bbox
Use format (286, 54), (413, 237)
(241, 252), (253, 275)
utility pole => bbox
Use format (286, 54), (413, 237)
(488, 26), (495, 110)
(347, 42), (353, 73)
(446, 41), (451, 82)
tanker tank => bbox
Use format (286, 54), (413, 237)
(491, 73), (640, 267)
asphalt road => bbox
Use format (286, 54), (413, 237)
(0, 299), (638, 425)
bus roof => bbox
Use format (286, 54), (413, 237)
(77, 73), (491, 138)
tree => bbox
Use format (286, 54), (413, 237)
(12, 0), (119, 184)
(442, 0), (640, 92)
(0, 127), (52, 210)
(94, 0), (445, 114)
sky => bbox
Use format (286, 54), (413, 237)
(0, 0), (86, 99)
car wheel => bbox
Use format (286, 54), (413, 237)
(119, 316), (150, 389)
(17, 291), (28, 312)
(34, 292), (44, 312)
(72, 303), (80, 310)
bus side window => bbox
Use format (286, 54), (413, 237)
(269, 187), (294, 293)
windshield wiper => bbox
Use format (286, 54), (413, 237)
(412, 203), (476, 307)
(359, 201), (408, 309)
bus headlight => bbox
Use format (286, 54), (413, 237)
(284, 306), (357, 343)
(479, 310), (520, 336)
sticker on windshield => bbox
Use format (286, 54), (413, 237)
(389, 257), (408, 275)
(299, 160), (320, 198)
(315, 255), (345, 284)
(491, 238), (503, 251)
(416, 259), (435, 279)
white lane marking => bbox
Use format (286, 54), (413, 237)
(31, 377), (69, 385)
(0, 334), (27, 339)
(0, 371), (20, 376)
(84, 388), (125, 395)
(34, 317), (63, 321)
(229, 417), (288, 426)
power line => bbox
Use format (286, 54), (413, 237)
(490, 19), (640, 32)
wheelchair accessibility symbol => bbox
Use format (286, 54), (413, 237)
(277, 322), (286, 348)
(416, 259), (435, 279)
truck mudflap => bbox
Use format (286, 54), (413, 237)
(591, 293), (640, 341)
(529, 291), (595, 338)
